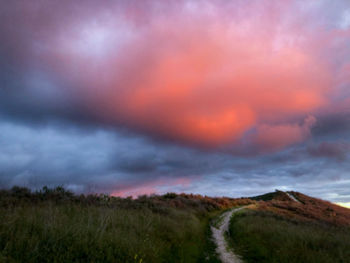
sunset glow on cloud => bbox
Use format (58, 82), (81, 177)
(0, 0), (350, 201)
(46, 0), (336, 149)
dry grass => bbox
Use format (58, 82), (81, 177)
(256, 191), (350, 226)
(227, 191), (350, 263)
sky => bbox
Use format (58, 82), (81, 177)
(1, 0), (350, 204)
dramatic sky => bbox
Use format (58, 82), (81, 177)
(1, 0), (350, 204)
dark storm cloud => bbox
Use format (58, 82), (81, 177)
(0, 119), (213, 193)
(1, 119), (350, 202)
(312, 113), (350, 138)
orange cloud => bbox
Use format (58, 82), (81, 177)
(255, 116), (317, 152)
(99, 21), (328, 149)
(111, 177), (192, 197)
(48, 1), (339, 151)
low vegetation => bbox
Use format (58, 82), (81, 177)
(250, 190), (292, 202)
(228, 192), (350, 263)
(2, 187), (350, 263)
(256, 191), (350, 226)
(0, 186), (251, 263)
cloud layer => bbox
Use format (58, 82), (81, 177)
(2, 0), (349, 149)
(0, 0), (350, 201)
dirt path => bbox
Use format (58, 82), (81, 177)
(211, 208), (244, 263)
(286, 192), (300, 203)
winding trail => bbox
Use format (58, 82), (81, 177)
(211, 208), (244, 263)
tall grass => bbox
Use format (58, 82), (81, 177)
(0, 187), (251, 262)
(0, 204), (203, 262)
(228, 210), (350, 263)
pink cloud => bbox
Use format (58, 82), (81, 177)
(111, 177), (192, 198)
(13, 0), (350, 153)
(255, 116), (317, 152)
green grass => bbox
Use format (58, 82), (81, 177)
(228, 210), (350, 263)
(250, 190), (290, 202)
(0, 202), (221, 263)
(0, 187), (252, 263)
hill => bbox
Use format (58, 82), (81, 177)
(228, 190), (350, 263)
(252, 190), (350, 226)
(250, 189), (295, 202)
(0, 187), (349, 263)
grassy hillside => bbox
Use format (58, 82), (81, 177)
(256, 191), (350, 225)
(250, 190), (292, 202)
(228, 192), (350, 263)
(0, 186), (251, 263)
(2, 187), (350, 263)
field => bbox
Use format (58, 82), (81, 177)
(0, 187), (251, 263)
(2, 187), (350, 263)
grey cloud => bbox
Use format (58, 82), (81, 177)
(1, 119), (350, 202)
(312, 114), (350, 138)
(307, 141), (350, 161)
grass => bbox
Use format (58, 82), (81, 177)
(228, 209), (350, 263)
(256, 191), (350, 226)
(0, 186), (251, 262)
(6, 187), (348, 262)
(250, 190), (292, 202)
(0, 204), (201, 262)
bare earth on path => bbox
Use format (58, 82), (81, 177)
(286, 191), (301, 203)
(211, 208), (244, 263)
